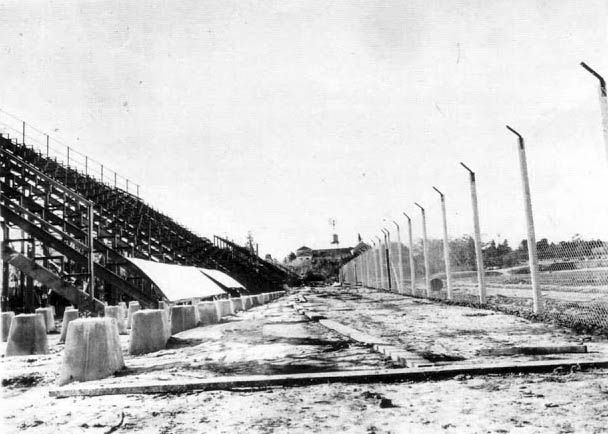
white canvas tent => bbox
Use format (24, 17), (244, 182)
(200, 268), (245, 290)
(127, 258), (227, 302)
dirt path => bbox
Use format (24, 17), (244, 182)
(2, 288), (608, 433)
(299, 286), (608, 365)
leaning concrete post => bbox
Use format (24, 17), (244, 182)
(129, 310), (168, 355)
(507, 126), (542, 313)
(104, 306), (127, 335)
(403, 213), (416, 295)
(1, 311), (15, 342)
(375, 236), (384, 289)
(59, 309), (79, 343)
(393, 221), (404, 293)
(365, 249), (370, 287)
(433, 187), (453, 300)
(460, 163), (487, 303)
(6, 313), (49, 356)
(58, 318), (124, 385)
(581, 62), (608, 168)
(370, 242), (377, 288)
(35, 307), (56, 333)
(415, 203), (431, 297)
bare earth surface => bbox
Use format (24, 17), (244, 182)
(2, 286), (608, 433)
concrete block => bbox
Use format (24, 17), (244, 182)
(170, 305), (197, 335)
(161, 308), (171, 342)
(242, 296), (253, 310)
(129, 310), (168, 355)
(104, 306), (127, 335)
(230, 297), (243, 313)
(214, 299), (232, 319)
(1, 311), (15, 342)
(118, 302), (128, 318)
(263, 293), (271, 304)
(127, 301), (140, 329)
(58, 318), (124, 385)
(256, 294), (264, 305)
(59, 309), (80, 343)
(5, 313), (49, 356)
(196, 302), (218, 326)
(35, 307), (56, 333)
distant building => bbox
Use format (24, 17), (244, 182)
(312, 247), (353, 262)
(296, 246), (313, 261)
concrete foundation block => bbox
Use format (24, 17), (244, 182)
(118, 302), (128, 318)
(104, 306), (127, 335)
(251, 295), (260, 306)
(35, 307), (56, 333)
(242, 296), (253, 310)
(127, 301), (141, 329)
(161, 309), (171, 342)
(129, 310), (168, 355)
(256, 294), (264, 305)
(170, 305), (197, 335)
(1, 311), (15, 342)
(230, 297), (243, 313)
(58, 318), (124, 385)
(196, 302), (219, 326)
(59, 309), (80, 343)
(215, 299), (232, 319)
(5, 314), (49, 356)
(262, 293), (270, 304)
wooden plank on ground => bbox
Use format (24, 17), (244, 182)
(49, 359), (608, 398)
(479, 345), (588, 357)
(318, 319), (389, 345)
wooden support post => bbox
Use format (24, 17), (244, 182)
(1, 223), (10, 311)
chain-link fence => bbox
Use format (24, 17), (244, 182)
(341, 69), (608, 334)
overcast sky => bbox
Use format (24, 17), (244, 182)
(1, 0), (607, 259)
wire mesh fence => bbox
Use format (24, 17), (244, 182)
(341, 68), (608, 334)
(342, 217), (608, 334)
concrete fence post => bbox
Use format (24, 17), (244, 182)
(375, 236), (383, 289)
(393, 221), (404, 293)
(433, 187), (453, 300)
(382, 228), (392, 291)
(580, 62), (608, 168)
(507, 126), (542, 313)
(460, 163), (487, 303)
(403, 213), (416, 295)
(415, 203), (431, 297)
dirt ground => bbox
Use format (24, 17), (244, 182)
(2, 286), (608, 433)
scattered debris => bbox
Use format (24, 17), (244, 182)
(2, 373), (45, 388)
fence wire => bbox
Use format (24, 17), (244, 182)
(341, 86), (608, 333)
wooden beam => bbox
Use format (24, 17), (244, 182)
(479, 345), (588, 356)
(49, 359), (608, 398)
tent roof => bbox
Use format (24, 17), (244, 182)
(201, 268), (245, 289)
(127, 258), (227, 302)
